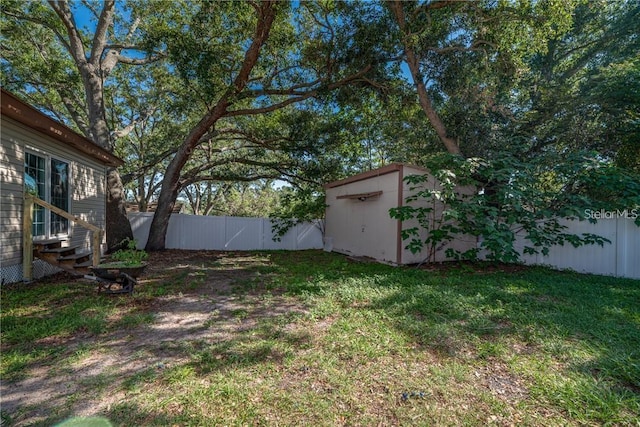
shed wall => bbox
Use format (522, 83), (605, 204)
(325, 170), (400, 263)
(325, 164), (477, 265)
(1, 117), (106, 272)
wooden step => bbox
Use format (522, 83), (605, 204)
(58, 250), (92, 262)
(39, 246), (81, 256)
(37, 246), (80, 266)
(33, 238), (66, 251)
(58, 251), (91, 268)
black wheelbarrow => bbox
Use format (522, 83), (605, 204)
(89, 263), (147, 294)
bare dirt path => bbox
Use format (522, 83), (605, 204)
(1, 251), (307, 426)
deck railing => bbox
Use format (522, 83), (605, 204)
(23, 194), (103, 281)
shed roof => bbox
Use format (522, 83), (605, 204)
(324, 163), (428, 189)
(1, 89), (124, 167)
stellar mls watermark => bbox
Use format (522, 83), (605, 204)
(584, 208), (639, 220)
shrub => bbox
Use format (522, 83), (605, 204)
(389, 153), (640, 263)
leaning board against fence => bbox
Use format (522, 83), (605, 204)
(129, 213), (323, 251)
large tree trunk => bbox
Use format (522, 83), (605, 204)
(83, 74), (134, 250)
(105, 168), (134, 251)
(51, 0), (134, 250)
(145, 1), (277, 251)
(144, 110), (233, 252)
(84, 75), (133, 250)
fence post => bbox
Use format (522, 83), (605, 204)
(92, 230), (102, 267)
(22, 195), (33, 281)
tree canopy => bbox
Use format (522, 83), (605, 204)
(2, 0), (637, 251)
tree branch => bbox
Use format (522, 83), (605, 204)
(57, 88), (91, 135)
(115, 53), (166, 65)
(80, 0), (100, 20)
(49, 1), (87, 67)
(89, 0), (115, 66)
(227, 64), (373, 117)
(4, 8), (72, 52)
(388, 0), (463, 156)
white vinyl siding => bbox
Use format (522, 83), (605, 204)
(1, 116), (107, 269)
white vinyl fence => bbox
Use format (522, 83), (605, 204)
(129, 213), (323, 251)
(512, 217), (640, 279)
(130, 213), (638, 279)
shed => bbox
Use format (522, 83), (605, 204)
(1, 89), (123, 283)
(324, 163), (476, 265)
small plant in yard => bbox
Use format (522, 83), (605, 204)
(104, 238), (148, 267)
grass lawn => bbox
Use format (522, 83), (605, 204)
(1, 250), (638, 426)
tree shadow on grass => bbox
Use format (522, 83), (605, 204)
(272, 252), (639, 382)
(103, 402), (185, 427)
(360, 266), (640, 421)
(265, 251), (640, 422)
(0, 251), (309, 426)
(3, 250), (637, 425)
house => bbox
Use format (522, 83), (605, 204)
(1, 89), (123, 283)
(324, 163), (476, 265)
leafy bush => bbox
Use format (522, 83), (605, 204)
(389, 153), (640, 263)
(270, 188), (326, 241)
(110, 239), (148, 266)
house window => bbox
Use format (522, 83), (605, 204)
(50, 159), (69, 235)
(24, 152), (46, 237)
(24, 152), (70, 238)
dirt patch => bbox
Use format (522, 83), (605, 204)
(474, 362), (529, 403)
(1, 251), (306, 426)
